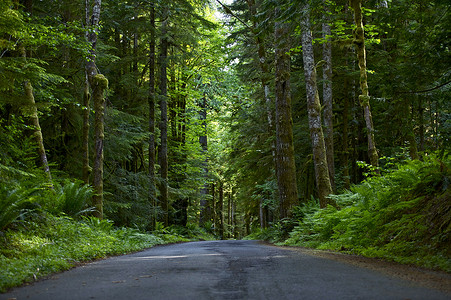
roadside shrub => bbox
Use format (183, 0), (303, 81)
(0, 213), (200, 292)
(57, 180), (94, 218)
(0, 184), (36, 231)
(284, 155), (451, 272)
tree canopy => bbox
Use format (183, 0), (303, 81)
(1, 0), (450, 239)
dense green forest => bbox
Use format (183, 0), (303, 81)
(1, 0), (450, 290)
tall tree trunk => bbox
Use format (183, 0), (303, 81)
(158, 8), (169, 227)
(247, 0), (279, 212)
(342, 75), (351, 189)
(19, 1), (51, 182)
(82, 0), (91, 184)
(300, 4), (334, 208)
(86, 0), (107, 219)
(322, 3), (335, 192)
(148, 4), (157, 228)
(231, 190), (238, 238)
(247, 0), (278, 222)
(199, 92), (209, 226)
(246, 0), (274, 145)
(216, 182), (224, 239)
(418, 97), (424, 152)
(82, 80), (91, 184)
(21, 60), (52, 181)
(404, 99), (419, 160)
(349, 0), (379, 170)
(227, 191), (232, 238)
(274, 10), (298, 219)
(92, 74), (108, 219)
(211, 183), (216, 230)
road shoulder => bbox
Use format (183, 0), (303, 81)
(263, 242), (451, 295)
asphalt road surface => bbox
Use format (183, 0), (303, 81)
(1, 240), (450, 300)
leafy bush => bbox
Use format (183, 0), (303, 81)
(57, 180), (94, 218)
(284, 155), (451, 272)
(244, 226), (283, 243)
(0, 184), (36, 230)
(0, 214), (198, 292)
(81, 216), (114, 232)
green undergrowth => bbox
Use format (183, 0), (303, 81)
(0, 215), (210, 293)
(283, 156), (450, 272)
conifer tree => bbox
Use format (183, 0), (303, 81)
(300, 3), (334, 208)
(349, 0), (379, 170)
(274, 8), (298, 219)
(158, 4), (169, 226)
(86, 0), (108, 219)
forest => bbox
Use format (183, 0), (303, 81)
(1, 0), (450, 291)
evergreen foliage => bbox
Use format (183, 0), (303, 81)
(56, 180), (94, 218)
(284, 155), (451, 271)
(0, 0), (450, 290)
(0, 185), (34, 231)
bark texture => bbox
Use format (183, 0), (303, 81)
(246, 0), (277, 223)
(23, 81), (52, 181)
(20, 46), (52, 181)
(274, 12), (298, 219)
(92, 74), (108, 219)
(148, 4), (157, 228)
(300, 5), (334, 208)
(350, 0), (379, 170)
(158, 8), (169, 226)
(82, 0), (91, 184)
(82, 80), (91, 184)
(86, 0), (107, 218)
(322, 4), (335, 192)
(342, 75), (351, 189)
(217, 182), (224, 239)
(199, 95), (209, 226)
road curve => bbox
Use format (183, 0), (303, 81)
(1, 240), (450, 300)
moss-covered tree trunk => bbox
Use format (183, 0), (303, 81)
(82, 0), (91, 184)
(148, 4), (157, 228)
(403, 98), (419, 160)
(82, 80), (91, 184)
(22, 75), (52, 181)
(418, 97), (425, 152)
(91, 74), (108, 219)
(86, 0), (107, 219)
(158, 7), (169, 226)
(274, 10), (298, 219)
(246, 0), (278, 222)
(350, 0), (379, 170)
(322, 2), (335, 192)
(342, 75), (351, 189)
(198, 91), (209, 227)
(19, 47), (51, 183)
(300, 4), (334, 208)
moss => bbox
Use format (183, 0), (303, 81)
(359, 95), (370, 106)
(93, 74), (109, 89)
(353, 28), (364, 46)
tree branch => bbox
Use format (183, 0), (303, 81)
(398, 79), (451, 94)
(216, 0), (253, 31)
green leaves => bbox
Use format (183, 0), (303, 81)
(0, 212), (208, 292)
(0, 185), (35, 231)
(284, 155), (451, 272)
(56, 180), (94, 218)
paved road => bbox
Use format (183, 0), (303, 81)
(1, 240), (450, 300)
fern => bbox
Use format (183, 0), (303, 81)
(0, 185), (35, 230)
(284, 155), (451, 271)
(56, 180), (94, 218)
